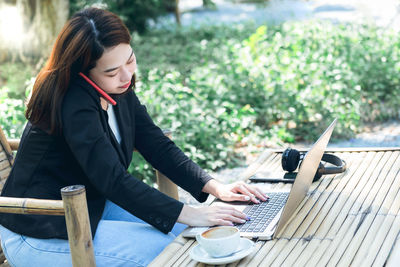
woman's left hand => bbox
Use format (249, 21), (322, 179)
(204, 180), (269, 204)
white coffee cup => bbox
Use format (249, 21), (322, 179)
(195, 226), (241, 258)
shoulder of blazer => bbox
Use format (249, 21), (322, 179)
(64, 75), (101, 105)
(61, 75), (105, 133)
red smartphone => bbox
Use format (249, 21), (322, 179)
(78, 72), (117, 105)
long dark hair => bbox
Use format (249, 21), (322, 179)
(26, 7), (132, 134)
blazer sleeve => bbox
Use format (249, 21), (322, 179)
(61, 85), (183, 234)
(132, 92), (213, 202)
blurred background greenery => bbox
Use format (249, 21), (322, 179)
(0, 0), (399, 184)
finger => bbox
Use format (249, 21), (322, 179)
(229, 181), (245, 193)
(245, 185), (268, 201)
(221, 214), (246, 224)
(231, 209), (249, 221)
(237, 185), (260, 203)
(228, 192), (255, 203)
(216, 207), (248, 221)
(219, 189), (251, 202)
(221, 207), (248, 220)
(213, 219), (235, 226)
(255, 187), (270, 199)
(240, 183), (269, 201)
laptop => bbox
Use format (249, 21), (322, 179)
(182, 118), (337, 240)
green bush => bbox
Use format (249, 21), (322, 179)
(234, 22), (400, 139)
(0, 88), (26, 139)
(0, 62), (34, 99)
(129, 21), (400, 181)
(0, 62), (34, 139)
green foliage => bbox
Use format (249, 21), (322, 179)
(0, 88), (26, 139)
(0, 62), (33, 139)
(236, 22), (400, 139)
(0, 62), (34, 99)
(130, 21), (400, 180)
(234, 22), (363, 140)
(131, 25), (258, 174)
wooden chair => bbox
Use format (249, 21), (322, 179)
(0, 126), (95, 266)
(0, 126), (179, 266)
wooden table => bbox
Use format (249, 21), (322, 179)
(150, 147), (400, 266)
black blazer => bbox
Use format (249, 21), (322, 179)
(0, 75), (212, 239)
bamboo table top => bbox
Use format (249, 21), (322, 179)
(150, 147), (400, 267)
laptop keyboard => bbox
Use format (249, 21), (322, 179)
(236, 192), (289, 233)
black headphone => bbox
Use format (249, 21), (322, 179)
(281, 148), (347, 182)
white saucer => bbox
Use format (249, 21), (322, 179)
(189, 238), (254, 265)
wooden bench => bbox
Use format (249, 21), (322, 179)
(0, 125), (179, 266)
(150, 147), (400, 266)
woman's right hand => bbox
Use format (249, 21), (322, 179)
(177, 204), (249, 227)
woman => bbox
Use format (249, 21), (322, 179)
(0, 7), (267, 266)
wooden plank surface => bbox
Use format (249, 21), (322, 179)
(383, 221), (400, 266)
(151, 148), (400, 266)
(247, 152), (352, 265)
(295, 152), (377, 265)
(276, 152), (360, 266)
(328, 151), (399, 266)
(344, 152), (400, 266)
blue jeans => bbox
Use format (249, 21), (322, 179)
(0, 200), (187, 267)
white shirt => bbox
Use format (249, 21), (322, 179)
(107, 104), (121, 144)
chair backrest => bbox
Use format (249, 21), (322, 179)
(0, 125), (95, 267)
(0, 127), (13, 192)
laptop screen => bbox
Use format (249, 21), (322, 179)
(274, 119), (337, 237)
